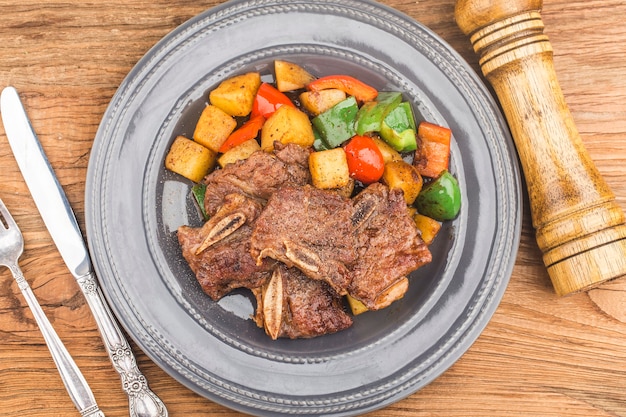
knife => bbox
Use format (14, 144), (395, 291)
(0, 86), (168, 417)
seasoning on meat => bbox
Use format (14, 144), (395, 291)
(252, 265), (352, 339)
(250, 185), (357, 295)
(348, 183), (432, 309)
(178, 194), (276, 300)
(202, 142), (311, 217)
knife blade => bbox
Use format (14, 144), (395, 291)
(0, 86), (168, 417)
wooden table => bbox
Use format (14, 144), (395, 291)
(1, 1), (625, 416)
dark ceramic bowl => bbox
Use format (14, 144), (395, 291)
(85, 1), (522, 415)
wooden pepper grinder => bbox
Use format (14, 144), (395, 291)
(455, 0), (626, 295)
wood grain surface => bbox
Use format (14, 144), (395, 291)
(1, 1), (625, 416)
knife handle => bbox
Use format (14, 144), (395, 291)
(9, 264), (105, 417)
(455, 0), (626, 295)
(77, 272), (168, 417)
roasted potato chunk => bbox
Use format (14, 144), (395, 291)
(372, 136), (402, 163)
(260, 105), (315, 151)
(193, 104), (237, 153)
(165, 136), (216, 182)
(413, 213), (442, 245)
(299, 89), (347, 116)
(346, 294), (368, 315)
(382, 160), (423, 204)
(274, 60), (316, 92)
(209, 72), (261, 116)
(217, 138), (261, 168)
(308, 148), (350, 190)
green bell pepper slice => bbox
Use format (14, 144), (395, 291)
(380, 101), (418, 152)
(312, 127), (330, 151)
(354, 91), (402, 135)
(191, 183), (209, 220)
(312, 96), (358, 148)
(415, 170), (461, 221)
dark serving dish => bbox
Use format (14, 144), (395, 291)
(85, 1), (522, 415)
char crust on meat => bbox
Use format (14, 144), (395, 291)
(250, 185), (356, 295)
(202, 142), (311, 217)
(348, 183), (432, 309)
(252, 265), (353, 339)
(178, 223), (276, 300)
(178, 194), (276, 300)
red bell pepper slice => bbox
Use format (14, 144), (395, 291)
(415, 121), (451, 178)
(344, 135), (385, 184)
(251, 82), (295, 118)
(307, 75), (378, 104)
(218, 115), (265, 153)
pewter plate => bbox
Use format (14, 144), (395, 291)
(85, 0), (522, 415)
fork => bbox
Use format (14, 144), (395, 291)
(0, 197), (105, 417)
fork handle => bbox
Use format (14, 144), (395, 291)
(10, 264), (105, 417)
(76, 272), (168, 417)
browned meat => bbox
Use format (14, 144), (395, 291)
(178, 195), (276, 300)
(348, 183), (432, 310)
(203, 142), (311, 217)
(252, 265), (352, 339)
(250, 185), (356, 295)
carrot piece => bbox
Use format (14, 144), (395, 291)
(218, 115), (265, 153)
(416, 121), (451, 178)
(307, 75), (378, 104)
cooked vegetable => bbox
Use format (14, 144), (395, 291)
(371, 137), (402, 163)
(344, 135), (385, 184)
(415, 121), (451, 178)
(334, 178), (355, 199)
(274, 60), (316, 92)
(382, 160), (423, 204)
(308, 147), (351, 189)
(412, 213), (441, 245)
(260, 105), (315, 151)
(346, 294), (368, 315)
(415, 170), (461, 221)
(252, 82), (296, 118)
(209, 72), (261, 117)
(380, 102), (418, 152)
(218, 115), (265, 153)
(217, 138), (261, 168)
(312, 96), (358, 149)
(307, 74), (378, 103)
(313, 128), (330, 151)
(354, 91), (402, 135)
(191, 184), (208, 220)
(299, 89), (347, 116)
(193, 104), (237, 153)
(165, 136), (216, 182)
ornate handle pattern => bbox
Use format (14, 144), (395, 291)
(10, 264), (105, 416)
(77, 272), (168, 417)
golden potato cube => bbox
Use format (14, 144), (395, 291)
(260, 105), (315, 152)
(299, 89), (347, 116)
(165, 136), (216, 182)
(209, 72), (261, 116)
(308, 148), (350, 190)
(346, 295), (368, 315)
(274, 60), (316, 92)
(217, 138), (261, 168)
(382, 160), (423, 204)
(193, 104), (237, 153)
(372, 136), (402, 163)
(413, 213), (442, 245)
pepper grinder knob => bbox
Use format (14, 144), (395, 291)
(455, 0), (626, 295)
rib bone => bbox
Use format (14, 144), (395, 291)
(262, 268), (284, 340)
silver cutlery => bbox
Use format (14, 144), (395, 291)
(0, 197), (106, 417)
(0, 86), (168, 417)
